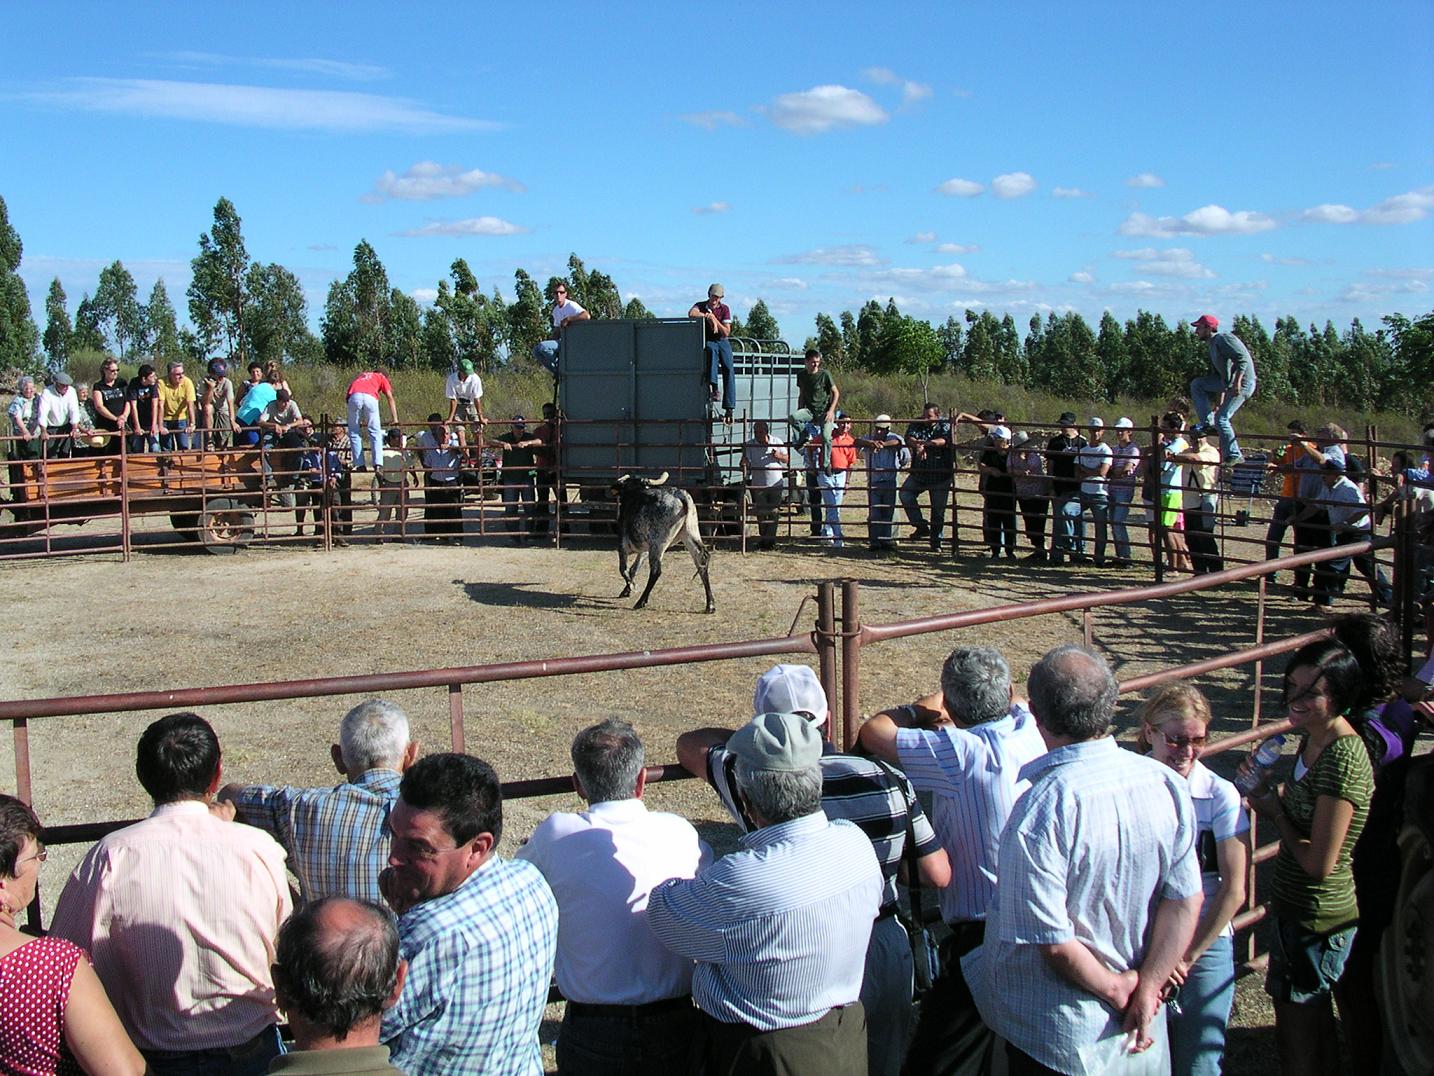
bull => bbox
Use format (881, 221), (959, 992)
(612, 472), (715, 613)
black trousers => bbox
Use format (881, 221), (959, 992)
(905, 921), (993, 1076)
(423, 481), (463, 536)
(1292, 507), (1331, 593)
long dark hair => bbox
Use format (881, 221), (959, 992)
(1283, 638), (1364, 717)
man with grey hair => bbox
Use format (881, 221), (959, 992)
(859, 646), (1047, 1074)
(677, 664), (948, 1076)
(221, 698), (418, 904)
(269, 897), (407, 1074)
(965, 645), (1202, 1075)
(652, 712), (883, 1074)
(517, 719), (709, 1075)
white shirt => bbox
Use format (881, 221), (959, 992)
(516, 798), (710, 1004)
(744, 438), (788, 489)
(551, 298), (586, 330)
(1184, 760), (1249, 938)
(1325, 476), (1370, 531)
(445, 372), (484, 402)
(1076, 441), (1112, 497)
(36, 386), (82, 428)
(414, 429), (462, 481)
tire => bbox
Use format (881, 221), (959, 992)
(198, 498), (255, 555)
(170, 512), (200, 542)
(1379, 756), (1434, 1076)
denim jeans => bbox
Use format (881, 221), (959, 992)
(1190, 373), (1254, 460)
(868, 481), (897, 546)
(1109, 493), (1135, 561)
(900, 472), (949, 546)
(143, 1025), (281, 1076)
(1168, 934), (1235, 1076)
(160, 420), (191, 451)
(532, 338), (561, 374)
(502, 471), (536, 537)
(556, 1001), (699, 1076)
(1080, 490), (1109, 564)
(818, 468), (848, 543)
(1052, 493), (1084, 558)
(1315, 527), (1393, 606)
(128, 431), (161, 454)
(862, 914), (915, 1076)
(346, 392), (383, 470)
(705, 338), (735, 412)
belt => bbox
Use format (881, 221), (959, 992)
(876, 904), (899, 921)
(566, 995), (692, 1019)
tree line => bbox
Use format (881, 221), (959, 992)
(1, 193), (1430, 418)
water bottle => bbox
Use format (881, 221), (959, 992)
(1235, 734), (1288, 794)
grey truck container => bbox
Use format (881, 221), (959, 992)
(557, 318), (801, 490)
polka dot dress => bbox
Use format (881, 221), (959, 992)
(0, 936), (84, 1075)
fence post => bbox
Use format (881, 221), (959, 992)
(816, 581), (838, 741)
(1252, 574), (1267, 727)
(449, 683), (467, 754)
(1150, 417), (1164, 584)
(841, 579), (862, 751)
(119, 434), (131, 563)
(1393, 498), (1416, 669)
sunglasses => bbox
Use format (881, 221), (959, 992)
(1160, 732), (1208, 750)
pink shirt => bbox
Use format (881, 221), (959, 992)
(347, 372), (393, 398)
(48, 801), (293, 1052)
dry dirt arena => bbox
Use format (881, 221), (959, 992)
(3, 508), (1348, 1072)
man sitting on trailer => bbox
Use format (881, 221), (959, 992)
(691, 283), (735, 423)
(789, 349), (839, 472)
(532, 284), (590, 374)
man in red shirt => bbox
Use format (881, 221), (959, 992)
(346, 370), (399, 473)
(815, 413), (857, 547)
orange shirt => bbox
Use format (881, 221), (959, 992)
(830, 432), (858, 472)
(1277, 443), (1301, 498)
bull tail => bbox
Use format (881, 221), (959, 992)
(683, 493), (711, 575)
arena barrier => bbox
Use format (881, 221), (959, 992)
(1, 537), (1424, 978)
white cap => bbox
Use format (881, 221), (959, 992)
(1089, 416), (1105, 427)
(753, 664), (828, 726)
(874, 414), (892, 425)
(989, 425), (1012, 440)
(1115, 416), (1134, 429)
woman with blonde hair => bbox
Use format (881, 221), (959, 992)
(1140, 683), (1249, 1075)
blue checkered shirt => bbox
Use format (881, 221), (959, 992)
(964, 737), (1200, 1076)
(648, 812), (882, 1031)
(381, 856), (558, 1076)
(233, 769), (401, 905)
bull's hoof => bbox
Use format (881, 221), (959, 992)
(704, 604), (716, 614)
(618, 586), (632, 598)
(632, 599), (648, 610)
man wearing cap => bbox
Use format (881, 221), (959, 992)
(654, 711), (885, 1075)
(902, 402), (954, 551)
(1108, 418), (1142, 568)
(1190, 314), (1256, 466)
(1009, 430), (1050, 561)
(37, 371), (83, 458)
(857, 646), (1048, 1075)
(445, 360), (486, 430)
(533, 283), (590, 374)
(690, 285), (735, 423)
(977, 425), (1017, 559)
(744, 419), (789, 550)
(492, 416), (543, 545)
(675, 666), (949, 1076)
(1313, 458), (1393, 607)
(1076, 418), (1113, 567)
(1047, 413), (1088, 564)
(857, 416), (908, 551)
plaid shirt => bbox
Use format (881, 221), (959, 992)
(381, 857), (558, 1076)
(232, 769), (401, 905)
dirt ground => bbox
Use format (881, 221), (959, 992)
(3, 488), (1372, 1073)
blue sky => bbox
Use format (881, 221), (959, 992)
(4, 2), (1433, 349)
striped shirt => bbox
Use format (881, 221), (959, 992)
(706, 742), (940, 910)
(648, 812), (882, 1031)
(381, 856), (558, 1076)
(964, 738), (1200, 1076)
(232, 769), (401, 905)
(48, 801), (293, 1053)
(894, 704), (1047, 923)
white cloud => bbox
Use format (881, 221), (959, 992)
(992, 172), (1037, 199)
(1119, 204), (1277, 237)
(363, 161), (524, 202)
(1369, 161), (1396, 171)
(1364, 186), (1434, 225)
(1109, 280), (1158, 292)
(692, 201), (731, 215)
(1302, 204), (1360, 224)
(765, 85), (888, 134)
(23, 78), (494, 133)
(1069, 270), (1095, 284)
(410, 287), (438, 302)
(937, 177), (984, 197)
(1365, 266), (1434, 280)
(679, 110), (745, 130)
(1260, 253), (1312, 266)
(1339, 277), (1429, 303)
(936, 242), (980, 254)
(771, 277), (809, 290)
(1112, 247), (1216, 279)
(1126, 172), (1165, 188)
(907, 231), (937, 244)
(866, 263), (970, 291)
(396, 216), (527, 237)
(1052, 186), (1092, 198)
(774, 244), (885, 267)
(861, 67), (932, 106)
(156, 51), (389, 82)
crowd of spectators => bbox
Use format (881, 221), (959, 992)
(2, 630), (1428, 1075)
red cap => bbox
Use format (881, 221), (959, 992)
(1192, 314), (1219, 331)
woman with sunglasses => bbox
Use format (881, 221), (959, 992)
(0, 795), (144, 1075)
(1243, 639), (1373, 1076)
(1139, 684), (1249, 1075)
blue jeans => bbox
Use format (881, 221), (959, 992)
(705, 339), (735, 412)
(1052, 493), (1084, 558)
(532, 339), (561, 374)
(869, 481), (898, 546)
(1190, 374), (1254, 460)
(1169, 934), (1235, 1076)
(1080, 490), (1109, 564)
(346, 393), (383, 471)
(818, 468), (848, 542)
(128, 431), (160, 454)
(1109, 494), (1134, 561)
(160, 420), (191, 451)
(862, 914), (915, 1076)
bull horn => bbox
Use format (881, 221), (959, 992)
(615, 473), (631, 485)
(650, 471), (669, 487)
